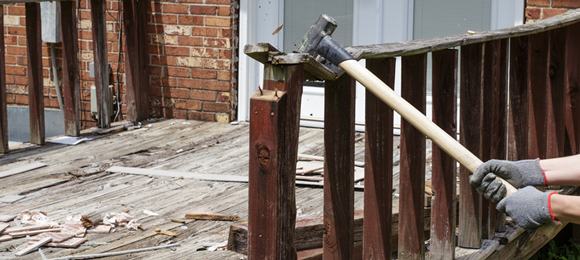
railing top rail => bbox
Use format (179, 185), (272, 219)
(346, 8), (580, 60)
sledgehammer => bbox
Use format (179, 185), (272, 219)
(300, 14), (560, 238)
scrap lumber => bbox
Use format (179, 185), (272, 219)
(42, 237), (87, 248)
(50, 243), (180, 260)
(94, 123), (134, 135)
(0, 215), (15, 222)
(155, 228), (177, 236)
(0, 163), (46, 179)
(15, 237), (51, 256)
(81, 212), (102, 228)
(9, 228), (62, 238)
(2, 224), (51, 234)
(0, 223), (8, 233)
(170, 218), (185, 223)
(28, 232), (74, 243)
(87, 225), (111, 234)
(0, 235), (12, 242)
(107, 166), (248, 183)
(185, 213), (240, 222)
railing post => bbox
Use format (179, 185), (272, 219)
(248, 64), (303, 260)
(398, 53), (427, 259)
(90, 0), (111, 128)
(458, 43), (484, 249)
(508, 36), (530, 161)
(61, 1), (80, 137)
(546, 28), (567, 158)
(0, 6), (7, 153)
(528, 32), (551, 159)
(430, 49), (457, 259)
(323, 73), (355, 259)
(364, 58), (395, 259)
(25, 3), (45, 145)
(565, 22), (580, 155)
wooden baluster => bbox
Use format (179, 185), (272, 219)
(565, 22), (580, 155)
(25, 3), (44, 145)
(61, 1), (80, 137)
(528, 32), (550, 159)
(248, 64), (303, 260)
(508, 36), (530, 161)
(547, 28), (567, 158)
(124, 0), (150, 123)
(458, 43), (484, 249)
(364, 58), (395, 259)
(0, 6), (7, 153)
(398, 54), (426, 259)
(91, 0), (111, 128)
(430, 49), (457, 259)
(324, 74), (355, 260)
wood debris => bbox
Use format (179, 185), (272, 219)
(0, 235), (12, 242)
(87, 225), (111, 234)
(81, 212), (102, 228)
(170, 218), (186, 223)
(0, 215), (15, 222)
(9, 228), (62, 238)
(0, 223), (9, 234)
(0, 162), (47, 179)
(155, 228), (177, 236)
(185, 213), (240, 222)
(43, 237), (87, 248)
(28, 232), (74, 243)
(15, 237), (51, 256)
(2, 224), (51, 234)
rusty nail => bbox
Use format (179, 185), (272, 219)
(258, 85), (263, 95)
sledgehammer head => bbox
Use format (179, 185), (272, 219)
(298, 14), (337, 56)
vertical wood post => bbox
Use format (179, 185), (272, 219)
(248, 64), (303, 260)
(508, 36), (530, 161)
(565, 22), (580, 154)
(0, 6), (7, 153)
(547, 28), (567, 158)
(26, 3), (45, 145)
(91, 0), (111, 128)
(323, 74), (355, 260)
(430, 49), (457, 259)
(363, 58), (395, 259)
(527, 32), (550, 159)
(458, 43), (484, 248)
(61, 1), (80, 136)
(124, 0), (150, 123)
(398, 54), (426, 260)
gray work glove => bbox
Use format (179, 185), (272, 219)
(469, 159), (545, 203)
(496, 186), (555, 233)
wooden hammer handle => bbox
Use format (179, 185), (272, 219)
(338, 59), (561, 238)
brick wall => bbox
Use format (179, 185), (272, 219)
(526, 0), (580, 23)
(2, 0), (239, 129)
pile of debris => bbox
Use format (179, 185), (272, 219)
(0, 210), (141, 257)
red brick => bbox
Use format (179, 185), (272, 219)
(526, 7), (541, 19)
(178, 36), (203, 47)
(192, 69), (217, 79)
(204, 59), (231, 70)
(149, 44), (164, 55)
(4, 36), (18, 45)
(217, 6), (231, 16)
(4, 55), (17, 64)
(205, 17), (232, 27)
(165, 88), (189, 99)
(150, 86), (163, 96)
(5, 65), (26, 76)
(191, 5), (217, 15)
(543, 8), (567, 18)
(149, 2), (162, 12)
(190, 90), (216, 101)
(150, 96), (175, 108)
(175, 99), (202, 110)
(527, 0), (549, 6)
(204, 80), (230, 91)
(179, 0), (203, 3)
(188, 111), (215, 121)
(80, 30), (93, 40)
(191, 48), (218, 58)
(219, 50), (232, 59)
(219, 28), (232, 37)
(178, 15), (204, 25)
(206, 0), (231, 4)
(163, 3), (189, 14)
(218, 92), (230, 102)
(217, 71), (231, 81)
(163, 108), (187, 119)
(6, 94), (16, 104)
(165, 67), (190, 77)
(6, 26), (26, 35)
(178, 78), (203, 88)
(79, 10), (92, 20)
(15, 94), (29, 105)
(552, 0), (580, 8)
(191, 27), (218, 37)
(165, 46), (190, 56)
(148, 24), (165, 34)
(152, 14), (177, 24)
(204, 38), (230, 48)
(5, 76), (15, 84)
(7, 6), (25, 15)
(151, 76), (177, 87)
(149, 66), (163, 76)
(203, 102), (229, 112)
(151, 55), (177, 66)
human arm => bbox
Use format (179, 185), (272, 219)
(550, 193), (580, 224)
(539, 154), (580, 186)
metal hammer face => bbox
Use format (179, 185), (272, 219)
(298, 14), (354, 67)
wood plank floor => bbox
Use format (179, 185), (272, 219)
(0, 119), (418, 259)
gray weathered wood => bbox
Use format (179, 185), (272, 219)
(15, 237), (51, 256)
(0, 163), (47, 179)
(107, 166), (248, 182)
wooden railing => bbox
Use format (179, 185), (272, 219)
(243, 8), (580, 260)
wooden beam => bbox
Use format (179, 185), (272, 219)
(61, 0), (80, 136)
(363, 58), (395, 259)
(398, 53), (427, 259)
(508, 36), (530, 161)
(90, 0), (110, 128)
(546, 28), (567, 158)
(324, 73), (356, 259)
(458, 43), (484, 248)
(565, 22), (580, 154)
(26, 3), (45, 145)
(124, 0), (150, 123)
(527, 32), (550, 159)
(430, 49), (457, 259)
(0, 6), (7, 153)
(248, 64), (303, 260)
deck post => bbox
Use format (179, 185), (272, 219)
(398, 53), (427, 259)
(430, 49), (457, 259)
(363, 58), (395, 259)
(323, 73), (356, 259)
(124, 0), (150, 123)
(248, 64), (303, 260)
(508, 36), (531, 161)
(565, 22), (580, 154)
(61, 1), (80, 137)
(0, 6), (7, 153)
(546, 28), (567, 158)
(527, 32), (551, 159)
(25, 3), (45, 145)
(458, 43), (484, 248)
(90, 0), (111, 128)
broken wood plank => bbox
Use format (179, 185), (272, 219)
(155, 229), (177, 236)
(107, 166), (248, 183)
(170, 218), (185, 223)
(185, 213), (240, 222)
(0, 162), (47, 179)
(2, 224), (51, 234)
(453, 239), (500, 260)
(28, 232), (74, 243)
(0, 223), (9, 233)
(9, 228), (62, 238)
(0, 194), (25, 203)
(87, 225), (111, 234)
(296, 176), (324, 182)
(0, 235), (11, 242)
(50, 243), (180, 260)
(43, 237), (87, 248)
(15, 237), (51, 256)
(0, 215), (15, 222)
